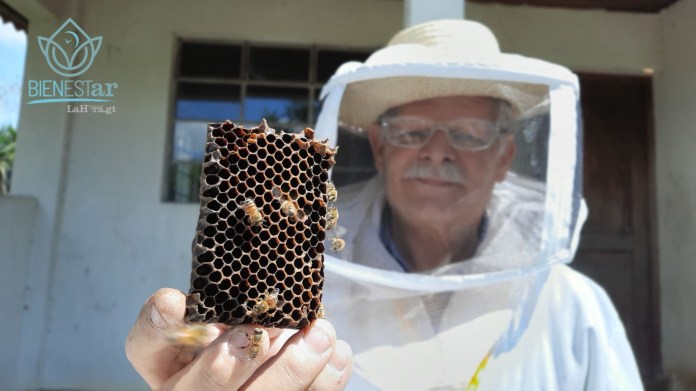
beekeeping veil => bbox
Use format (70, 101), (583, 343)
(314, 19), (586, 390)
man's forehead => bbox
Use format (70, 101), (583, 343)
(382, 95), (505, 119)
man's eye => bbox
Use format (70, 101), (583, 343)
(449, 130), (488, 146)
(396, 129), (430, 143)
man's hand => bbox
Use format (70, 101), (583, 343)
(125, 288), (353, 390)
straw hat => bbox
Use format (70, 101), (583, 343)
(338, 19), (550, 130)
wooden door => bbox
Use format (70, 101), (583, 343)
(572, 74), (661, 386)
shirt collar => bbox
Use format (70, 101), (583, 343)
(379, 203), (489, 272)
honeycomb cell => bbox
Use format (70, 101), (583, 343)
(219, 181), (231, 193)
(198, 251), (214, 263)
(218, 279), (232, 291)
(186, 120), (337, 329)
(221, 265), (232, 277)
(218, 208), (231, 219)
(217, 193), (229, 204)
(215, 291), (230, 304)
(193, 277), (207, 289)
(223, 240), (234, 252)
(264, 263), (277, 277)
(209, 271), (222, 283)
(196, 264), (213, 276)
(218, 169), (231, 180)
(266, 274), (278, 286)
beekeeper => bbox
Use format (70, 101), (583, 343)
(125, 19), (643, 391)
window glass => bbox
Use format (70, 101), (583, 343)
(168, 161), (203, 203)
(317, 49), (370, 82)
(245, 86), (309, 130)
(179, 42), (242, 78)
(172, 120), (208, 162)
(176, 82), (241, 121)
(311, 90), (322, 124)
(249, 46), (309, 82)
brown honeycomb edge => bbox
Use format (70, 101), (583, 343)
(185, 120), (336, 329)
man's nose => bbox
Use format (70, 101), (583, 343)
(419, 128), (455, 162)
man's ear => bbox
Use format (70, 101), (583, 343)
(495, 135), (516, 182)
(367, 124), (386, 173)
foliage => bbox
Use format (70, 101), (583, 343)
(0, 124), (17, 195)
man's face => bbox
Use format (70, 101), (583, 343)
(367, 95), (516, 230)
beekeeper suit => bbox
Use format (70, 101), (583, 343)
(314, 19), (643, 390)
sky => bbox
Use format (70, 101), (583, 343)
(0, 17), (27, 129)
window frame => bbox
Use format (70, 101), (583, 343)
(163, 38), (373, 203)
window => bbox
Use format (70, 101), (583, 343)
(167, 41), (371, 202)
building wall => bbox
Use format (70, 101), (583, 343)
(0, 196), (37, 385)
(4, 0), (693, 389)
(654, 0), (696, 387)
(469, 3), (659, 75)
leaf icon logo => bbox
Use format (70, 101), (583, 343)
(38, 19), (102, 78)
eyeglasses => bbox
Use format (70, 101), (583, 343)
(380, 116), (504, 151)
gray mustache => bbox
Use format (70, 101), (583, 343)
(403, 163), (465, 185)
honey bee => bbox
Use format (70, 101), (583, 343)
(326, 206), (339, 231)
(330, 238), (345, 252)
(272, 186), (307, 223)
(326, 181), (337, 203)
(249, 288), (280, 317)
(246, 327), (264, 360)
(240, 198), (266, 227)
(166, 323), (208, 348)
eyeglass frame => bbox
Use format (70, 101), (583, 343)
(377, 110), (513, 152)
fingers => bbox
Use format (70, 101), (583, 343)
(127, 291), (353, 391)
(125, 288), (223, 389)
(306, 339), (354, 391)
(163, 324), (274, 391)
(242, 319), (347, 391)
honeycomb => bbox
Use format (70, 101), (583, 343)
(185, 120), (337, 329)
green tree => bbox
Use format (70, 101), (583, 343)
(0, 125), (17, 195)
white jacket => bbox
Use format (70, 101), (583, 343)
(322, 177), (643, 390)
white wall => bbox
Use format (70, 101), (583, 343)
(5, 0), (693, 389)
(468, 3), (659, 74)
(654, 0), (696, 387)
(0, 197), (37, 385)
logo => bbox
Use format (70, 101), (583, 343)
(27, 18), (118, 112)
(38, 18), (102, 77)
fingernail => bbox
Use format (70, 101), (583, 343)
(304, 324), (331, 354)
(149, 304), (167, 329)
(329, 349), (349, 371)
(228, 330), (250, 351)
